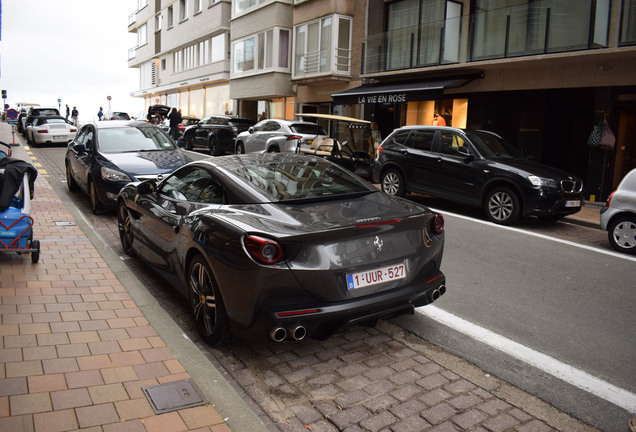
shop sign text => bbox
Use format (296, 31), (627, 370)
(358, 93), (407, 104)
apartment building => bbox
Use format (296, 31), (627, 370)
(127, 0), (636, 200)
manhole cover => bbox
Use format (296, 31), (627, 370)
(142, 379), (208, 414)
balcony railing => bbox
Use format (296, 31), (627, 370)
(362, 15), (461, 75)
(128, 47), (137, 61)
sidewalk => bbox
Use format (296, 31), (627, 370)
(0, 123), (267, 432)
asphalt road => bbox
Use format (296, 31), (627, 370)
(31, 142), (635, 431)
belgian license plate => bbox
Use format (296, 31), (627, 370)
(346, 262), (406, 290)
(52, 136), (65, 140)
(565, 200), (581, 208)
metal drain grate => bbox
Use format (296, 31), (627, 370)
(142, 379), (208, 414)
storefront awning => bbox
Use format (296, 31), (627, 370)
(331, 78), (472, 105)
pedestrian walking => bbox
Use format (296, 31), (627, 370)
(97, 107), (104, 121)
(65, 104), (70, 122)
(71, 106), (79, 126)
(168, 107), (182, 140)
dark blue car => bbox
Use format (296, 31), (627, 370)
(65, 120), (191, 213)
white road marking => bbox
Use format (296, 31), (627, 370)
(417, 305), (636, 412)
(430, 208), (636, 262)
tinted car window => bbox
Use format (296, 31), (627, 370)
(291, 124), (328, 135)
(465, 131), (523, 159)
(160, 167), (224, 203)
(411, 130), (435, 151)
(439, 132), (467, 155)
(231, 160), (375, 202)
(388, 130), (412, 146)
(98, 127), (176, 153)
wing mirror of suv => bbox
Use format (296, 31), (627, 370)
(456, 146), (472, 158)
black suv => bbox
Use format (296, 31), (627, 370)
(372, 126), (584, 225)
(182, 115), (255, 155)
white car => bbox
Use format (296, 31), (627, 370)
(26, 116), (78, 146)
(234, 119), (328, 154)
(600, 168), (636, 254)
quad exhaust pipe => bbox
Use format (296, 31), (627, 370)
(429, 285), (446, 302)
(270, 325), (307, 342)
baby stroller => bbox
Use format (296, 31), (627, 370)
(0, 141), (40, 263)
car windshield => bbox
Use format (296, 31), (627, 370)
(231, 159), (375, 202)
(291, 123), (328, 135)
(98, 127), (176, 153)
(465, 131), (524, 159)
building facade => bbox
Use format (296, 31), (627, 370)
(127, 0), (636, 200)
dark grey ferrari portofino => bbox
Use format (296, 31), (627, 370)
(117, 153), (446, 344)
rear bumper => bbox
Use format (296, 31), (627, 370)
(233, 270), (446, 342)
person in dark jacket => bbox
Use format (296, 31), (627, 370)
(167, 107), (182, 140)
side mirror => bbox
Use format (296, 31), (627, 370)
(136, 180), (157, 195)
(456, 146), (472, 158)
(73, 142), (88, 153)
(248, 127), (254, 133)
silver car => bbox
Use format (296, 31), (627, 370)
(600, 168), (636, 254)
(234, 119), (328, 154)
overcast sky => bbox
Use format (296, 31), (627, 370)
(0, 0), (145, 121)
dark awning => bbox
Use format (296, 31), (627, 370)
(331, 77), (475, 105)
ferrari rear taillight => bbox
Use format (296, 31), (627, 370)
(244, 235), (283, 264)
(430, 214), (444, 234)
(37, 129), (48, 134)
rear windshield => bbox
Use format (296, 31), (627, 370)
(98, 127), (176, 153)
(291, 124), (328, 135)
(230, 158), (375, 202)
(34, 109), (59, 116)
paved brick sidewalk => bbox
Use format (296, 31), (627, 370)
(0, 132), (236, 431)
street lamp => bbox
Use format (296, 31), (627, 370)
(107, 95), (112, 113)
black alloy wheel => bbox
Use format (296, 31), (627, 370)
(381, 169), (406, 197)
(117, 203), (135, 257)
(235, 142), (245, 154)
(607, 214), (636, 255)
(485, 186), (520, 225)
(188, 255), (229, 345)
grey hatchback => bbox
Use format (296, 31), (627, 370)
(600, 168), (636, 254)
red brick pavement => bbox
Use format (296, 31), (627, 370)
(1, 133), (232, 431)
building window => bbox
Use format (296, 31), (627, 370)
(180, 0), (188, 21)
(471, 0), (610, 60)
(138, 23), (148, 47)
(195, 0), (202, 13)
(211, 34), (226, 62)
(232, 29), (289, 75)
(234, 37), (255, 72)
(293, 15), (351, 78)
(137, 0), (148, 10)
(235, 0), (268, 15)
(155, 14), (162, 31)
(167, 6), (174, 28)
(161, 59), (166, 70)
(619, 0), (636, 45)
